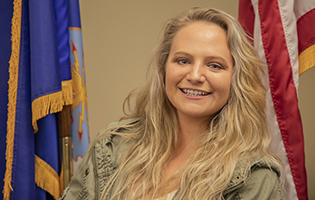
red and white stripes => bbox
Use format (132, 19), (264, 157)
(239, 0), (310, 199)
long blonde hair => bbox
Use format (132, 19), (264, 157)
(101, 7), (281, 199)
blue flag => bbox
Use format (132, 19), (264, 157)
(0, 0), (89, 199)
(68, 0), (90, 173)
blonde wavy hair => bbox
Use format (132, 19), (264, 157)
(100, 7), (281, 199)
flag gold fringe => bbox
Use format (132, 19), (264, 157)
(3, 0), (22, 199)
(32, 80), (73, 133)
(35, 155), (60, 200)
(299, 44), (315, 75)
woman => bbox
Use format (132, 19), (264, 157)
(61, 7), (285, 200)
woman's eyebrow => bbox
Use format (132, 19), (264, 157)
(205, 56), (229, 65)
(173, 52), (230, 65)
(173, 51), (192, 57)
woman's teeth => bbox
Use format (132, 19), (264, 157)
(182, 89), (210, 96)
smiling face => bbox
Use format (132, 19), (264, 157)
(165, 21), (233, 124)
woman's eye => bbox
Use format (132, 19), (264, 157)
(208, 63), (223, 70)
(176, 59), (190, 65)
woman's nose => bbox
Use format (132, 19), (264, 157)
(186, 62), (206, 83)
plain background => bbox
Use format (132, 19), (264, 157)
(79, 0), (314, 198)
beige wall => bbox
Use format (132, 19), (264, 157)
(79, 1), (314, 198)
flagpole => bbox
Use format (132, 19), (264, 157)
(57, 105), (72, 190)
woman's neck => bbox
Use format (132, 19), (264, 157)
(163, 113), (211, 186)
(176, 113), (211, 152)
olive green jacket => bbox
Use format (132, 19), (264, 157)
(60, 119), (286, 200)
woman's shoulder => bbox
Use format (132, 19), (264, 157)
(224, 153), (286, 199)
(93, 117), (140, 165)
(234, 153), (281, 178)
(105, 117), (140, 130)
(94, 117), (140, 151)
(60, 118), (139, 200)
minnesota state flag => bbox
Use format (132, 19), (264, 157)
(0, 0), (90, 199)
